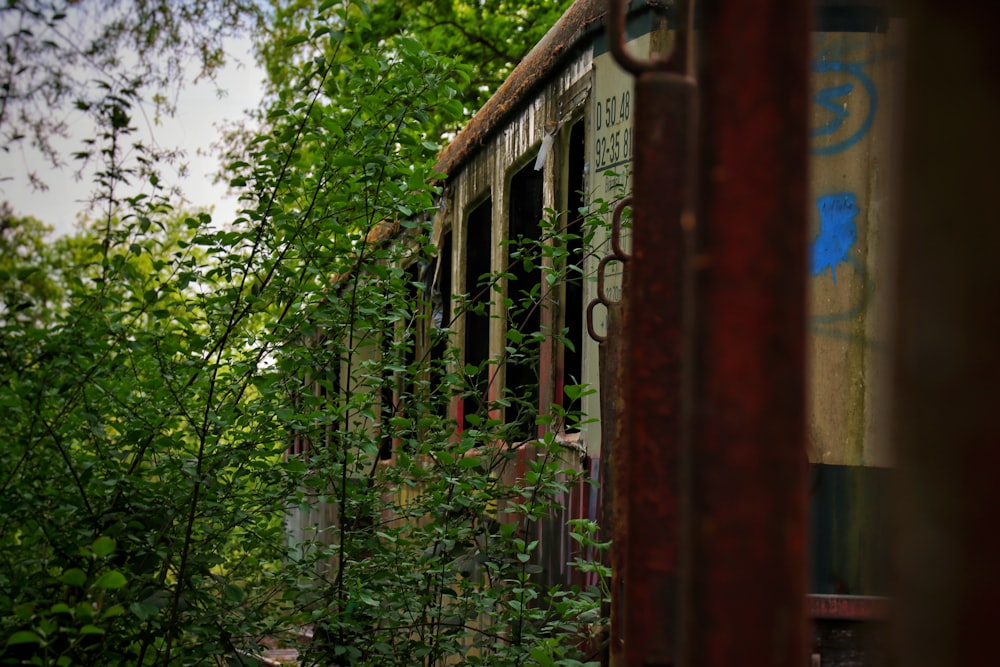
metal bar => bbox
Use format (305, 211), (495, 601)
(890, 3), (1000, 665)
(683, 1), (811, 666)
(606, 1), (696, 664)
(589, 197), (632, 666)
(599, 295), (624, 667)
(621, 75), (694, 667)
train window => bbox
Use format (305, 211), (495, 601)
(562, 120), (586, 420)
(431, 230), (452, 420)
(288, 384), (307, 456)
(329, 354), (343, 450)
(399, 262), (422, 454)
(376, 262), (427, 460)
(379, 301), (395, 461)
(289, 348), (343, 457)
(464, 199), (492, 430)
(506, 161), (544, 437)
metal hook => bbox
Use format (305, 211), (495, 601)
(611, 195), (633, 260)
(608, 0), (693, 76)
(586, 196), (632, 344)
(586, 298), (607, 344)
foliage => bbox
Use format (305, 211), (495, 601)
(0, 204), (63, 327)
(0, 0), (608, 665)
(0, 0), (262, 190)
(256, 0), (573, 139)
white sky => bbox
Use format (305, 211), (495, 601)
(0, 37), (264, 238)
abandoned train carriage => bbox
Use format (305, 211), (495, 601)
(288, 0), (907, 663)
(433, 0), (897, 631)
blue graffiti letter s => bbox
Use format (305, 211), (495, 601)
(811, 59), (878, 156)
(812, 83), (854, 137)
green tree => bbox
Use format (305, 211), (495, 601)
(0, 204), (63, 326)
(0, 203), (294, 664)
(0, 1), (607, 664)
(256, 0), (572, 139)
(0, 0), (262, 190)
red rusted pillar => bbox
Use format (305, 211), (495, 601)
(607, 1), (696, 664)
(890, 3), (1000, 665)
(684, 1), (810, 666)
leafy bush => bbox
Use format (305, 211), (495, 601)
(1, 2), (608, 665)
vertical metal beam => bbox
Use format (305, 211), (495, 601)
(596, 278), (625, 667)
(589, 197), (632, 666)
(891, 3), (1000, 665)
(684, 1), (810, 666)
(607, 1), (695, 664)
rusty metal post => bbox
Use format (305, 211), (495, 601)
(890, 3), (1000, 665)
(589, 197), (632, 666)
(683, 1), (811, 667)
(606, 1), (696, 664)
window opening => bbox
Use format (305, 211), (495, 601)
(379, 303), (395, 461)
(563, 120), (586, 419)
(430, 231), (453, 421)
(506, 162), (544, 436)
(464, 200), (492, 430)
(400, 262), (422, 453)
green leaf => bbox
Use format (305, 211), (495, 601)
(101, 604), (125, 618)
(16, 266), (39, 281)
(223, 584), (246, 604)
(129, 602), (157, 621)
(61, 568), (87, 587)
(79, 625), (105, 635)
(92, 536), (116, 558)
(6, 630), (41, 646)
(331, 154), (361, 168)
(93, 571), (127, 590)
(457, 455), (482, 468)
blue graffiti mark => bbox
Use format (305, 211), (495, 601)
(810, 255), (882, 348)
(811, 60), (878, 155)
(811, 254), (867, 326)
(811, 83), (854, 137)
(811, 193), (859, 284)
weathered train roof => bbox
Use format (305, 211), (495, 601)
(435, 0), (668, 178)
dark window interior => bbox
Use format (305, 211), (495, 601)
(563, 121), (585, 417)
(506, 162), (544, 433)
(809, 463), (891, 596)
(400, 263), (422, 453)
(436, 233), (453, 332)
(330, 353), (343, 448)
(379, 307), (395, 460)
(431, 231), (453, 420)
(292, 351), (342, 457)
(464, 200), (492, 429)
